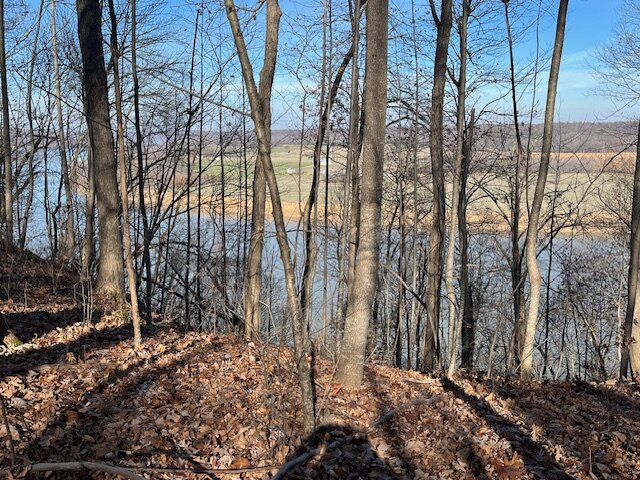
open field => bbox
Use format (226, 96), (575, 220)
(162, 146), (635, 232)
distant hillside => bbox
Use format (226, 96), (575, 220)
(265, 121), (639, 153)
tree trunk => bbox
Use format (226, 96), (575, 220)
(81, 137), (95, 282)
(76, 0), (124, 297)
(51, 0), (75, 261)
(445, 0), (469, 378)
(423, 0), (452, 372)
(503, 0), (526, 371)
(226, 0), (316, 434)
(131, 0), (152, 324)
(19, 0), (44, 251)
(336, 0), (388, 389)
(0, 0), (12, 251)
(521, 0), (568, 380)
(108, 0), (142, 349)
(621, 121), (640, 380)
(459, 110), (475, 369)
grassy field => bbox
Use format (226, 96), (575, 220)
(174, 146), (635, 231)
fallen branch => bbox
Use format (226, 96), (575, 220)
(28, 461), (145, 480)
(401, 377), (440, 385)
(271, 439), (342, 480)
(131, 464), (279, 475)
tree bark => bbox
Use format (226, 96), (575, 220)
(423, 0), (453, 372)
(336, 0), (388, 389)
(503, 0), (526, 371)
(0, 0), (12, 250)
(51, 0), (75, 261)
(459, 110), (475, 369)
(621, 121), (640, 380)
(445, 0), (469, 378)
(226, 0), (316, 433)
(521, 0), (568, 380)
(108, 0), (142, 349)
(76, 0), (124, 297)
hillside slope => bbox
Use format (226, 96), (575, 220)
(1, 253), (639, 479)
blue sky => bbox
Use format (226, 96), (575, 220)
(28, 0), (631, 126)
(527, 0), (629, 121)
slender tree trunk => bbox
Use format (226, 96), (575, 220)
(51, 0), (75, 261)
(300, 34), (356, 330)
(521, 0), (568, 380)
(336, 0), (388, 389)
(503, 0), (526, 371)
(445, 0), (469, 377)
(108, 0), (142, 349)
(621, 121), (640, 380)
(226, 0), (316, 433)
(20, 0), (44, 251)
(408, 0), (420, 371)
(0, 0), (12, 250)
(423, 0), (452, 372)
(76, 0), (124, 297)
(81, 136), (95, 282)
(336, 0), (361, 347)
(131, 0), (152, 324)
(459, 110), (475, 369)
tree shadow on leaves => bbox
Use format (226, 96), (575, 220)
(0, 323), (149, 381)
(364, 369), (487, 479)
(474, 377), (640, 476)
(273, 424), (406, 480)
(363, 369), (423, 478)
(18, 337), (221, 478)
(441, 377), (577, 480)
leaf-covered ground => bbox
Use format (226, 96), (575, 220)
(1, 252), (640, 479)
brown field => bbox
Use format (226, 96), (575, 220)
(142, 147), (634, 234)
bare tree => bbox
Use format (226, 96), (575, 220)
(423, 0), (453, 372)
(108, 0), (142, 349)
(225, 0), (316, 433)
(0, 0), (12, 250)
(76, 0), (124, 297)
(521, 0), (569, 379)
(336, 0), (388, 389)
(445, 0), (470, 377)
(51, 0), (75, 261)
(621, 122), (640, 379)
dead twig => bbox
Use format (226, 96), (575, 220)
(131, 464), (279, 475)
(271, 439), (342, 480)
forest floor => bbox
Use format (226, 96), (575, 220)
(1, 252), (640, 479)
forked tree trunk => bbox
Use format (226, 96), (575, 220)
(76, 0), (124, 297)
(521, 0), (568, 380)
(336, 0), (388, 389)
(226, 0), (316, 433)
(423, 0), (452, 372)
